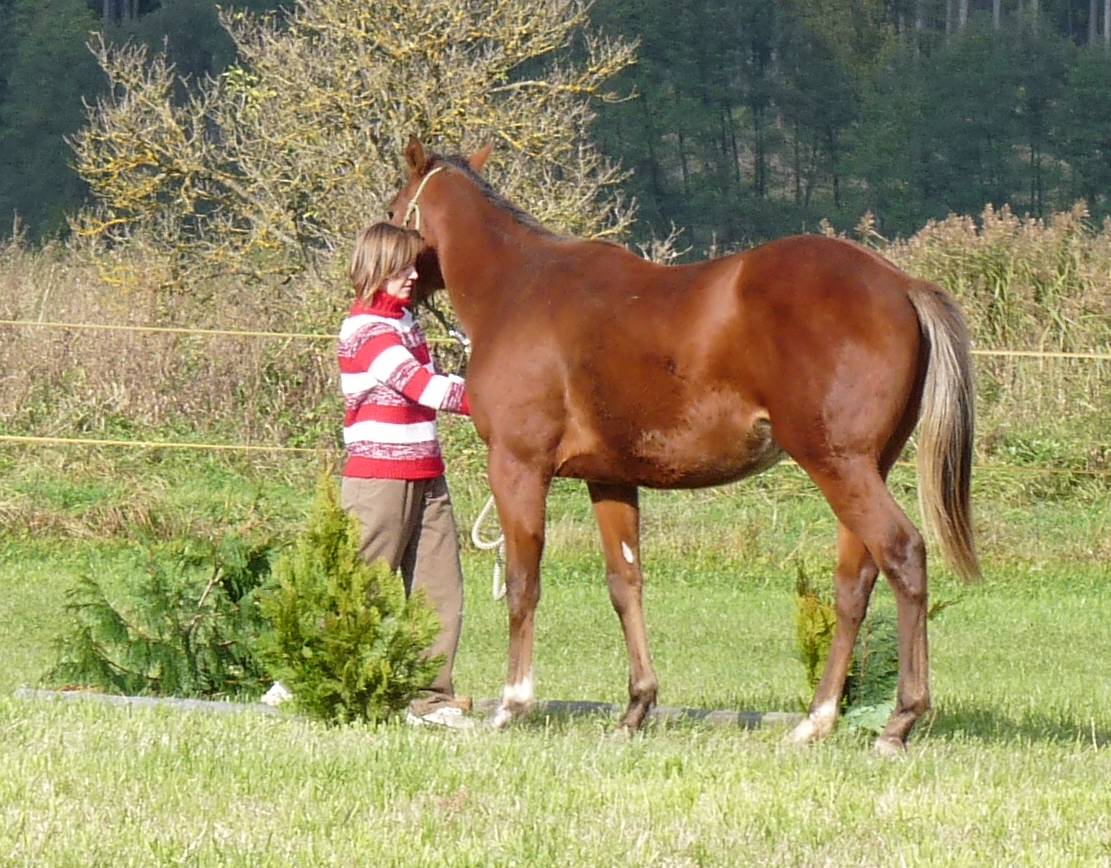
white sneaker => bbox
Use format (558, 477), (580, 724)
(260, 681), (293, 707)
(405, 705), (476, 730)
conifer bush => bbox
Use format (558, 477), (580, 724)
(794, 564), (838, 696)
(257, 472), (442, 724)
(47, 533), (275, 698)
(795, 564), (898, 734)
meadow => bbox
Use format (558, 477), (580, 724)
(1, 438), (1109, 865)
(1, 206), (1109, 864)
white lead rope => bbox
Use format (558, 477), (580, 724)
(470, 494), (506, 600)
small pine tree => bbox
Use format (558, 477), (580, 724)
(795, 564), (896, 732)
(257, 472), (442, 724)
(795, 562), (960, 734)
(46, 533), (275, 697)
(795, 563), (838, 694)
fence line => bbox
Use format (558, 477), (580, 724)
(2, 319), (1108, 360)
(0, 434), (327, 454)
(969, 348), (1109, 360)
(1, 433), (1106, 478)
(0, 319), (457, 345)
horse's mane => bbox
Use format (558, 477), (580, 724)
(431, 153), (555, 236)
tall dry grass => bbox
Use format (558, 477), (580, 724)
(0, 236), (345, 446)
(1, 205), (1108, 457)
(878, 204), (1109, 469)
(885, 203), (1109, 351)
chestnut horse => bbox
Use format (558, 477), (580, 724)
(388, 138), (979, 753)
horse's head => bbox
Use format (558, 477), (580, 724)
(386, 136), (493, 235)
(386, 136), (493, 303)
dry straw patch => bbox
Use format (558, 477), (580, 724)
(884, 202), (1108, 351)
(0, 235), (340, 444)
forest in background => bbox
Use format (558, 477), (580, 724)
(2, 0), (1111, 249)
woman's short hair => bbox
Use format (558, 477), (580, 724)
(349, 222), (424, 299)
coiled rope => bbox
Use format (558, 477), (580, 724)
(470, 494), (506, 601)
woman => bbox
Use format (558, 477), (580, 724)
(338, 222), (472, 729)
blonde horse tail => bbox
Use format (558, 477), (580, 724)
(906, 282), (981, 581)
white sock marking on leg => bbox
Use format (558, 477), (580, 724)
(501, 670), (534, 707)
(812, 698), (838, 725)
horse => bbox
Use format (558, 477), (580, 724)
(387, 137), (979, 754)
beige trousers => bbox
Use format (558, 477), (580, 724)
(340, 475), (464, 698)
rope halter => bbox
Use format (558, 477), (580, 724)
(402, 165), (446, 233)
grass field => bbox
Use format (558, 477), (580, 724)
(1, 444), (1109, 865)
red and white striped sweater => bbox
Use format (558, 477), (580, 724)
(337, 291), (469, 479)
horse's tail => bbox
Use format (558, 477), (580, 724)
(906, 282), (981, 581)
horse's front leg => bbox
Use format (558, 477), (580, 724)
(587, 482), (658, 732)
(488, 449), (550, 729)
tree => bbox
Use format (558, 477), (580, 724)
(1012, 23), (1068, 216)
(778, 15), (860, 213)
(1052, 47), (1111, 211)
(71, 0), (636, 282)
(0, 0), (101, 237)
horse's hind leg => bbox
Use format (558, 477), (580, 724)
(588, 481), (658, 732)
(788, 524), (879, 744)
(488, 450), (550, 729)
(796, 460), (930, 754)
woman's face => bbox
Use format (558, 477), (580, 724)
(382, 262), (418, 300)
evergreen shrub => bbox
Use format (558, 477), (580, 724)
(795, 563), (898, 733)
(257, 472), (442, 724)
(46, 533), (275, 697)
(795, 564), (960, 734)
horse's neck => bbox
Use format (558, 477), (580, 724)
(437, 213), (534, 338)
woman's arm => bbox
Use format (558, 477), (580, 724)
(347, 331), (469, 414)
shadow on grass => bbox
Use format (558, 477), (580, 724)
(925, 699), (1111, 748)
(485, 698), (1111, 748)
(473, 698), (803, 736)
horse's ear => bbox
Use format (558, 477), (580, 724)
(405, 136), (429, 175)
(468, 143), (494, 174)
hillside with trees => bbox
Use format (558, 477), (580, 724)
(1, 0), (1111, 248)
(591, 0), (1111, 249)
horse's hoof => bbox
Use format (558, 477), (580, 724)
(873, 735), (907, 758)
(490, 705), (515, 730)
(786, 717), (824, 746)
(607, 723), (636, 742)
(618, 709), (649, 734)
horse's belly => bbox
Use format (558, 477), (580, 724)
(555, 402), (784, 489)
(632, 414), (784, 488)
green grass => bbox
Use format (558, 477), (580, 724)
(0, 446), (1109, 864)
(1, 699), (1109, 865)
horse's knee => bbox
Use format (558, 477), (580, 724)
(606, 568), (642, 615)
(505, 573), (540, 615)
(877, 527), (927, 603)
